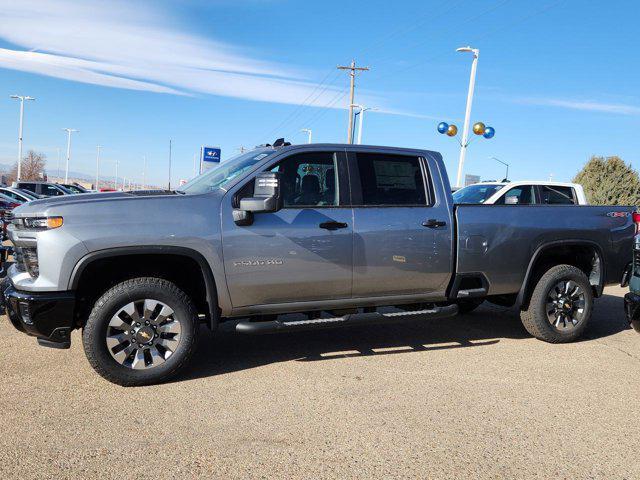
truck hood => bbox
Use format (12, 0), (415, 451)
(12, 190), (189, 217)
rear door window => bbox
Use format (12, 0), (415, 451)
(540, 186), (576, 205)
(354, 153), (427, 206)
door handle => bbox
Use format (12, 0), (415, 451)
(319, 221), (348, 230)
(422, 219), (447, 228)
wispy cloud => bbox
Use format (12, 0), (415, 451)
(0, 0), (354, 108)
(513, 96), (640, 115)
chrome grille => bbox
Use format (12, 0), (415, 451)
(13, 246), (25, 272)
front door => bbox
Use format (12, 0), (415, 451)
(221, 150), (353, 308)
(349, 150), (453, 298)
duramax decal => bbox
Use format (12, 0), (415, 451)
(233, 259), (284, 267)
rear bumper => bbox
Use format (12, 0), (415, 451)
(624, 292), (640, 333)
(1, 277), (76, 348)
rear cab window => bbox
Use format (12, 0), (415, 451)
(352, 152), (429, 206)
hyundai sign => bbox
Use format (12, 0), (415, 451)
(200, 146), (221, 173)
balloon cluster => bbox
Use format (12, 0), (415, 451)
(437, 121), (495, 139)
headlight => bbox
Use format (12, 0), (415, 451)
(17, 216), (63, 230)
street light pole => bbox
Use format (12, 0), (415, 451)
(301, 129), (312, 144)
(490, 156), (509, 181)
(95, 145), (102, 190)
(455, 46), (480, 188)
(10, 95), (35, 182)
(62, 128), (78, 183)
(351, 104), (377, 145)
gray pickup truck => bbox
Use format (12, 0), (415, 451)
(1, 142), (634, 386)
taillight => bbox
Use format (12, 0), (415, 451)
(8, 203), (20, 210)
(634, 212), (640, 235)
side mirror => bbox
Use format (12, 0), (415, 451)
(234, 172), (283, 225)
(504, 195), (519, 205)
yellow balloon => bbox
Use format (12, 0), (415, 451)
(473, 122), (486, 135)
(446, 124), (458, 137)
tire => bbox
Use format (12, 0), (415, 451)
(457, 298), (484, 314)
(520, 264), (593, 343)
(83, 277), (199, 386)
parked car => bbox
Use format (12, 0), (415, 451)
(0, 143), (634, 386)
(453, 181), (587, 205)
(0, 187), (39, 203)
(0, 193), (22, 240)
(12, 181), (73, 197)
(58, 183), (88, 194)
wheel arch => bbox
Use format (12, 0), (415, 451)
(69, 246), (220, 328)
(517, 240), (604, 310)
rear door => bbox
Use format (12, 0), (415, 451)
(221, 149), (353, 308)
(349, 150), (453, 299)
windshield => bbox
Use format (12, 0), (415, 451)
(178, 148), (276, 194)
(452, 184), (503, 204)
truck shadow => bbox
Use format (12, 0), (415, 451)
(177, 293), (630, 383)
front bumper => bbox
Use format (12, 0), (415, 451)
(1, 278), (76, 348)
(623, 292), (640, 334)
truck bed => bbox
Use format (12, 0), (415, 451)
(454, 204), (634, 297)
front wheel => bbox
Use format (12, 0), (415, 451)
(520, 264), (593, 343)
(83, 277), (199, 386)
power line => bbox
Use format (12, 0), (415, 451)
(263, 68), (339, 140)
(285, 88), (349, 139)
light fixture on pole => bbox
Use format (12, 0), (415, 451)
(95, 145), (102, 190)
(114, 159), (119, 190)
(351, 104), (377, 145)
(300, 129), (313, 144)
(10, 95), (35, 182)
(490, 156), (509, 181)
(454, 46), (480, 188)
(62, 128), (78, 183)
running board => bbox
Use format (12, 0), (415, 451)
(235, 304), (459, 335)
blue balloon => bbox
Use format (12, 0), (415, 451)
(437, 122), (449, 134)
(483, 126), (495, 139)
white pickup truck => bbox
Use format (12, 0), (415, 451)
(453, 181), (587, 205)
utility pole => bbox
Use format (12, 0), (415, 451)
(168, 139), (172, 190)
(10, 95), (35, 182)
(455, 46), (480, 188)
(338, 60), (369, 144)
(193, 153), (197, 178)
(63, 128), (78, 183)
(95, 145), (102, 190)
(143, 155), (147, 189)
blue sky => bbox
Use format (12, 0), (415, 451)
(0, 0), (638, 187)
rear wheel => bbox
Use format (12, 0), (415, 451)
(520, 264), (593, 343)
(83, 277), (199, 386)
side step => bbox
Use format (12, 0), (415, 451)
(235, 304), (459, 335)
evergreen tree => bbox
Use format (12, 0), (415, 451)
(573, 156), (640, 205)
